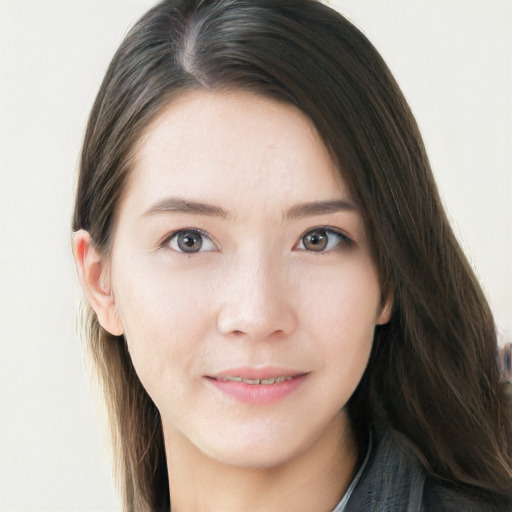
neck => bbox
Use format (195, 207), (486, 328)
(163, 412), (358, 512)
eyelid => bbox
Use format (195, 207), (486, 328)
(160, 228), (218, 253)
(295, 226), (353, 251)
(158, 226), (352, 253)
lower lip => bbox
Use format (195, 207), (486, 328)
(207, 375), (307, 404)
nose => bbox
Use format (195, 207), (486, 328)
(216, 251), (298, 341)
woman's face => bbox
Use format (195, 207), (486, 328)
(107, 91), (390, 468)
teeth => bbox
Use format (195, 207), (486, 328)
(221, 376), (294, 385)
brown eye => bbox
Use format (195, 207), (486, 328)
(167, 229), (217, 253)
(302, 229), (328, 251)
(299, 228), (352, 252)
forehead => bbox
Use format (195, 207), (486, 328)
(125, 90), (350, 217)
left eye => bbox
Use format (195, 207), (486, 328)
(296, 228), (352, 252)
(166, 229), (217, 253)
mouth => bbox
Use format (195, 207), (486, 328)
(205, 367), (308, 404)
(216, 375), (295, 385)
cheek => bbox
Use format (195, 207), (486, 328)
(298, 256), (382, 329)
(111, 257), (215, 396)
(296, 258), (380, 379)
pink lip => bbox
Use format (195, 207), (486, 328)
(206, 367), (308, 405)
(212, 366), (304, 380)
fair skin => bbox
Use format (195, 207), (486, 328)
(73, 91), (391, 511)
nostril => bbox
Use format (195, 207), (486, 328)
(216, 290), (298, 340)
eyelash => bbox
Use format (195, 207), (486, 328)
(295, 227), (353, 252)
(160, 227), (353, 254)
(161, 228), (217, 254)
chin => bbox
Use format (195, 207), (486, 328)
(209, 443), (301, 470)
(195, 423), (319, 471)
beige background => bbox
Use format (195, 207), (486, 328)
(0, 0), (510, 510)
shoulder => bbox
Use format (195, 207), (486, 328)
(345, 425), (512, 512)
(423, 476), (512, 512)
(345, 426), (426, 511)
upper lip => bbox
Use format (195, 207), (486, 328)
(208, 366), (307, 380)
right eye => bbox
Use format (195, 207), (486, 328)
(165, 229), (217, 253)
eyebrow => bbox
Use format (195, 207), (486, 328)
(285, 199), (357, 219)
(143, 197), (356, 220)
(143, 198), (229, 218)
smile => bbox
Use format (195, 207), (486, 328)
(207, 368), (308, 404)
(218, 376), (294, 385)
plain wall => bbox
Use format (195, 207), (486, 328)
(0, 1), (510, 510)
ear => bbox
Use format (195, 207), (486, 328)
(72, 230), (123, 336)
(376, 292), (393, 326)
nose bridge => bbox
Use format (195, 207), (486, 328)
(216, 245), (296, 340)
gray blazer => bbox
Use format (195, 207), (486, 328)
(344, 426), (511, 512)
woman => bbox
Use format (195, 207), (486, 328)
(71, 0), (512, 510)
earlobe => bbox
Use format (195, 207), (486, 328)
(72, 230), (124, 336)
(376, 293), (393, 326)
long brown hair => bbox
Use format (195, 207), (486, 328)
(73, 0), (512, 509)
